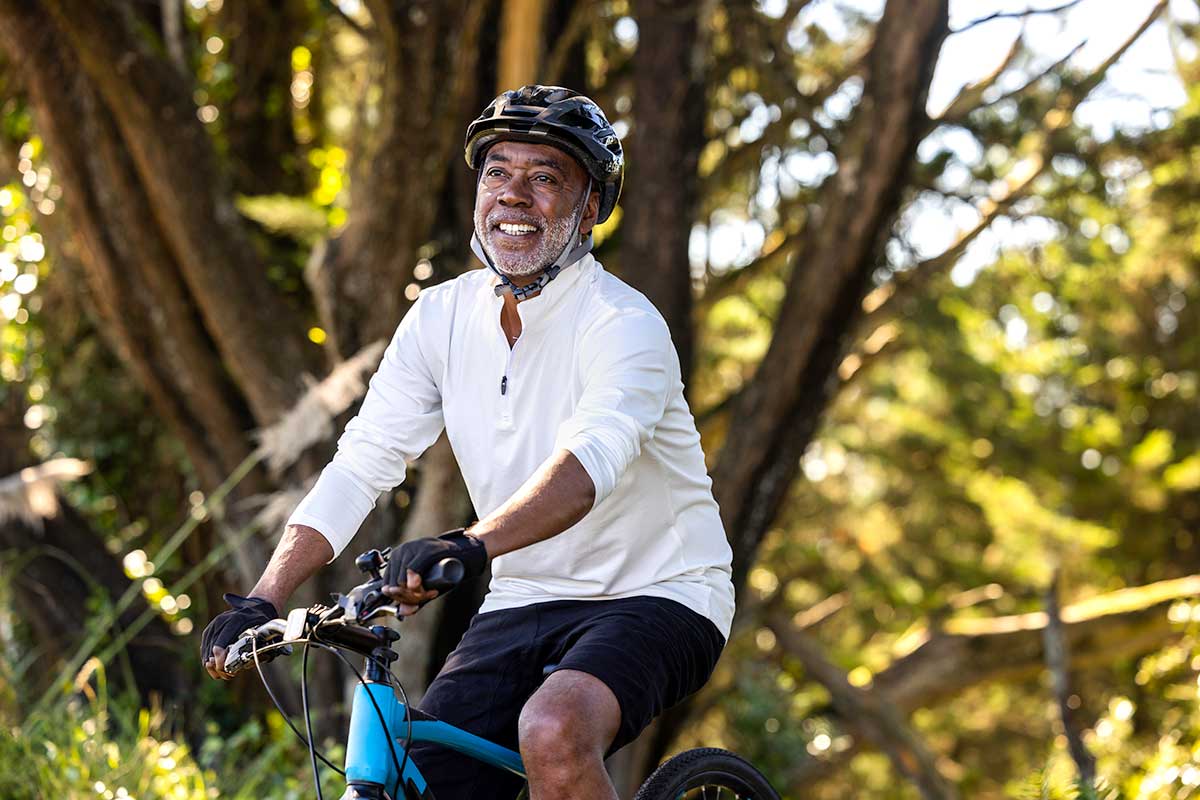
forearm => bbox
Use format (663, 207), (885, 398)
(469, 449), (595, 559)
(248, 524), (334, 610)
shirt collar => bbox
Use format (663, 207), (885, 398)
(488, 253), (595, 331)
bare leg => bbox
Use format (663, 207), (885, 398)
(519, 669), (622, 800)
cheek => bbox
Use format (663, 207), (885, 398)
(474, 192), (492, 221)
(539, 194), (573, 221)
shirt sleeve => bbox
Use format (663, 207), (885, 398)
(554, 308), (677, 508)
(287, 292), (446, 558)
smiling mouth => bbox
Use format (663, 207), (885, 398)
(495, 222), (540, 237)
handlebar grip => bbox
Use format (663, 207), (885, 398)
(422, 557), (464, 592)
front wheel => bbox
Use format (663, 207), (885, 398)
(633, 748), (780, 800)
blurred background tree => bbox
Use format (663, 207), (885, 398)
(0, 0), (1198, 797)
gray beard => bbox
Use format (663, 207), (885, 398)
(474, 195), (584, 277)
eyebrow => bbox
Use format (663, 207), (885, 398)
(484, 151), (567, 174)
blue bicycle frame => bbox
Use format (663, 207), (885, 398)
(343, 680), (525, 800)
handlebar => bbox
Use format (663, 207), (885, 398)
(423, 557), (464, 592)
(222, 553), (464, 676)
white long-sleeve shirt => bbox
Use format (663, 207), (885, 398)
(287, 253), (735, 637)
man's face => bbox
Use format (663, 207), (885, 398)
(473, 140), (600, 278)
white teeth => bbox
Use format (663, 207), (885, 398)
(498, 223), (538, 235)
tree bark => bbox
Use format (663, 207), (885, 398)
(1042, 573), (1097, 790)
(39, 0), (316, 426)
(0, 446), (185, 707)
(621, 0), (707, 384)
(497, 0), (548, 92)
(314, 0), (490, 358)
(216, 0), (311, 197)
(771, 619), (959, 799)
(0, 1), (258, 490)
(1, 503), (187, 706)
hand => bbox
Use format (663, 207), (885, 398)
(386, 568), (443, 617)
(201, 594), (278, 680)
(382, 529), (488, 615)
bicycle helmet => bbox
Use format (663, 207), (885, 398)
(465, 85), (624, 224)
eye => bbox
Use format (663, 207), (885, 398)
(485, 167), (507, 178)
(533, 173), (556, 184)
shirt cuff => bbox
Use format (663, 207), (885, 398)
(286, 463), (381, 559)
(283, 512), (343, 564)
(559, 435), (618, 509)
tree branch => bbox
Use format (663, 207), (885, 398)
(951, 0), (1085, 35)
(935, 33), (1024, 122)
(768, 612), (960, 800)
(775, 574), (1200, 791)
(857, 0), (1166, 338)
(39, 0), (316, 425)
(938, 40), (1086, 125)
(710, 0), (951, 595)
(1043, 571), (1097, 790)
(320, 0), (370, 38)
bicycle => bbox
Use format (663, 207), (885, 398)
(222, 546), (780, 800)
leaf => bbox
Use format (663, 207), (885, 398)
(1164, 454), (1200, 491)
(1130, 429), (1175, 470)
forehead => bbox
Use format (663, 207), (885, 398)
(482, 140), (585, 181)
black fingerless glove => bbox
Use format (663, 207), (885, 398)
(383, 529), (488, 590)
(200, 593), (278, 664)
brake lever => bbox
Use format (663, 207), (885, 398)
(337, 576), (388, 623)
(360, 604), (402, 623)
(224, 626), (291, 675)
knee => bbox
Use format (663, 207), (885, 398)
(518, 704), (595, 769)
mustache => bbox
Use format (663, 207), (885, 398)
(486, 210), (543, 229)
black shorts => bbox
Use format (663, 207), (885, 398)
(409, 595), (725, 800)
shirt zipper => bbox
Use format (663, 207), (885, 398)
(499, 320), (520, 425)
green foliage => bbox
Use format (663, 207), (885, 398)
(705, 15), (1200, 797)
(235, 194), (330, 245)
(0, 668), (346, 800)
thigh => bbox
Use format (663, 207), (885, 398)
(409, 608), (541, 800)
(550, 596), (726, 755)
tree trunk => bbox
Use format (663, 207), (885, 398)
(621, 0), (707, 384)
(497, 0), (548, 92)
(39, 0), (316, 426)
(637, 0), (950, 778)
(314, 0), (490, 358)
(0, 1), (258, 490)
(711, 0), (950, 594)
(0, 387), (185, 708)
(1, 498), (187, 705)
(216, 0), (310, 197)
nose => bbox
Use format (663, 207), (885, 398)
(497, 175), (533, 208)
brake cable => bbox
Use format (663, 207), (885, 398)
(246, 591), (415, 799)
(301, 641), (325, 800)
(250, 636), (346, 776)
(314, 638), (410, 800)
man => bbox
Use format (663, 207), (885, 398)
(202, 85), (734, 800)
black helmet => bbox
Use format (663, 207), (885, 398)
(465, 85), (624, 223)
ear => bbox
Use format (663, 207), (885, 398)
(578, 189), (601, 236)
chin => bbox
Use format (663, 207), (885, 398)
(496, 263), (546, 278)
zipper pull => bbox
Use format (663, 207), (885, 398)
(500, 375), (508, 395)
